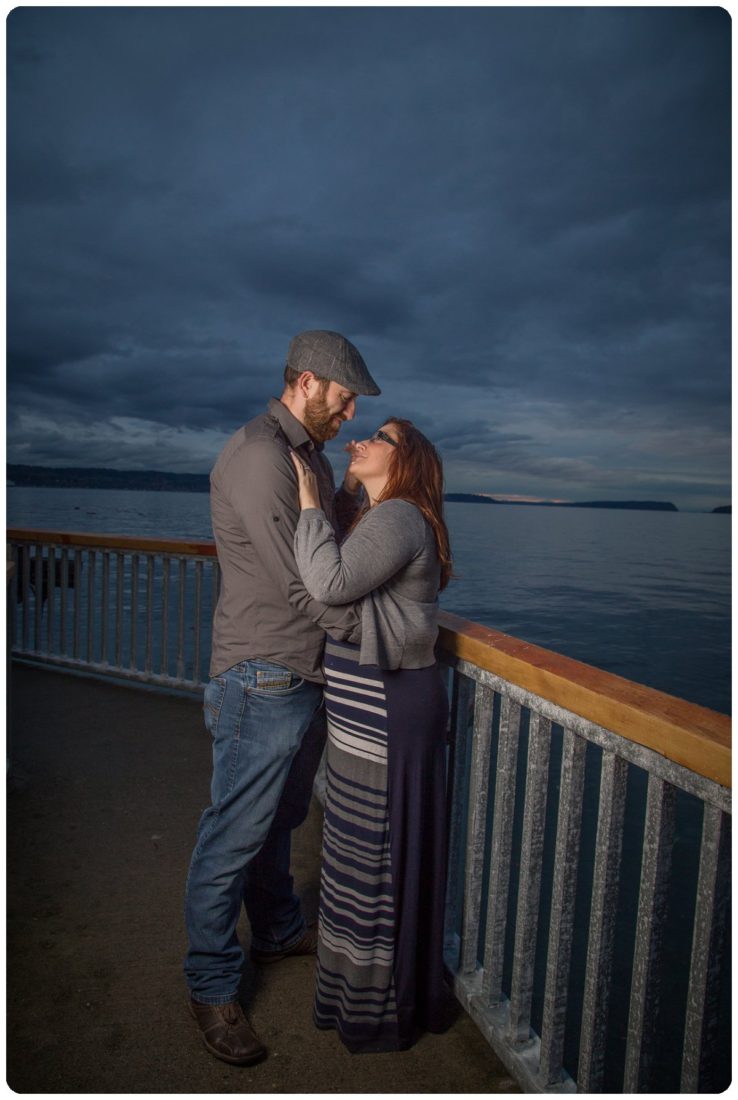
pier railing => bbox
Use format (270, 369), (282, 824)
(439, 614), (730, 1093)
(7, 529), (218, 690)
(6, 529), (731, 1092)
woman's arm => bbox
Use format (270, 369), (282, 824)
(294, 499), (426, 604)
(226, 442), (360, 637)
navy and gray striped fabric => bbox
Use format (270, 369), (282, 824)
(315, 639), (399, 1051)
(314, 638), (449, 1053)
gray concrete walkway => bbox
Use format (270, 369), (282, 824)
(7, 663), (519, 1094)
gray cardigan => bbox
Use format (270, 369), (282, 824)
(294, 499), (441, 669)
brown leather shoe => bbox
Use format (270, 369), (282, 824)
(189, 997), (266, 1065)
(250, 922), (318, 964)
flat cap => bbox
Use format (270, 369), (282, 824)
(286, 330), (380, 396)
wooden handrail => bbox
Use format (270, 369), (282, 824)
(7, 528), (730, 788)
(439, 610), (731, 789)
(6, 528), (217, 558)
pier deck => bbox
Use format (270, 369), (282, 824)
(7, 663), (519, 1094)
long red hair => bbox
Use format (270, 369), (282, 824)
(373, 417), (453, 591)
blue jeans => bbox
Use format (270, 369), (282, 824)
(184, 658), (325, 1004)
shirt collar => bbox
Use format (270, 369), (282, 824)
(268, 397), (324, 452)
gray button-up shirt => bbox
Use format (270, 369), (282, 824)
(209, 398), (361, 682)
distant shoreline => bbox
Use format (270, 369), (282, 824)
(7, 465), (211, 494)
(444, 492), (679, 512)
(6, 465), (729, 514)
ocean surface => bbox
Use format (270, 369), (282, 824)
(7, 485), (731, 714)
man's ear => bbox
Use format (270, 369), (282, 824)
(297, 371), (318, 399)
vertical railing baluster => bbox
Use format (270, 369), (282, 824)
(444, 670), (475, 956)
(33, 543), (43, 652)
(145, 556), (154, 674)
(623, 776), (676, 1091)
(161, 557), (170, 677)
(680, 805), (731, 1092)
(130, 554), (139, 672)
(73, 550), (82, 659)
(9, 545), (19, 650)
(459, 682), (495, 975)
(177, 558), (186, 681)
(577, 752), (628, 1092)
(538, 728), (586, 1087)
(101, 551), (110, 664)
(46, 544), (56, 654)
(193, 560), (203, 685)
(21, 546), (31, 651)
(115, 552), (124, 669)
(508, 712), (552, 1043)
(86, 550), (96, 663)
(482, 696), (522, 1004)
(60, 549), (69, 656)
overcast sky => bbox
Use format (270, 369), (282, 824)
(7, 6), (731, 510)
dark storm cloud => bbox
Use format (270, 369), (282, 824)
(6, 6), (730, 507)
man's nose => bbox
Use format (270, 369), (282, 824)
(342, 398), (356, 421)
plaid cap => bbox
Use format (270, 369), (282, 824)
(286, 330), (380, 396)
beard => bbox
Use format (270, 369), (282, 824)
(303, 391), (343, 443)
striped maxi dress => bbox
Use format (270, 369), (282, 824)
(314, 637), (450, 1053)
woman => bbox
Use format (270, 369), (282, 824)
(290, 417), (453, 1054)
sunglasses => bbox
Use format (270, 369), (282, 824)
(369, 429), (398, 447)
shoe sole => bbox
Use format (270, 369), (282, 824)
(200, 1035), (266, 1066)
(189, 1001), (267, 1066)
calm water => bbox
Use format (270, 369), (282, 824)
(7, 486), (731, 714)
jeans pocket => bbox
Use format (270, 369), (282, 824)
(249, 661), (305, 697)
(203, 675), (227, 732)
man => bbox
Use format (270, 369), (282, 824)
(184, 330), (380, 1065)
